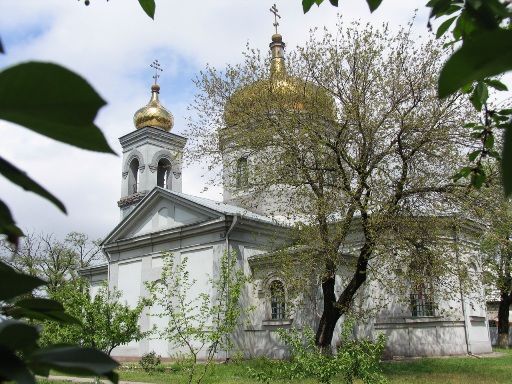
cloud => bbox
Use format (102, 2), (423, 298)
(0, 0), (430, 239)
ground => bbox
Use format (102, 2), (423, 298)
(37, 349), (512, 384)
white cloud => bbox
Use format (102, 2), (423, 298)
(0, 0), (430, 239)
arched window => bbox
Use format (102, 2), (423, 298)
(270, 280), (286, 320)
(235, 157), (249, 188)
(128, 158), (139, 194)
(409, 245), (436, 317)
(157, 158), (172, 189)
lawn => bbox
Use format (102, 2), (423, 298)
(38, 349), (512, 384)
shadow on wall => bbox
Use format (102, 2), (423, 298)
(489, 326), (512, 346)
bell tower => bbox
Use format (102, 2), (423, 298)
(117, 60), (187, 219)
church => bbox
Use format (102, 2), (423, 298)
(81, 14), (493, 359)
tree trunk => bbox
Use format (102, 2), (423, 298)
(315, 275), (341, 351)
(497, 292), (511, 348)
(314, 238), (373, 349)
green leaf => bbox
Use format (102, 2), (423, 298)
(0, 320), (39, 350)
(0, 37), (4, 54)
(0, 62), (114, 154)
(138, 0), (155, 19)
(29, 346), (119, 382)
(366, 0), (383, 12)
(0, 261), (46, 301)
(484, 79), (508, 91)
(468, 150), (481, 161)
(8, 298), (81, 325)
(439, 29), (512, 98)
(469, 81), (488, 111)
(0, 347), (35, 384)
(484, 134), (494, 150)
(503, 127), (512, 196)
(471, 168), (486, 188)
(436, 16), (457, 38)
(0, 199), (23, 246)
(453, 166), (472, 181)
(303, 0), (336, 13)
(0, 156), (66, 213)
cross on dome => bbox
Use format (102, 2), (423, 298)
(150, 59), (163, 85)
(270, 4), (281, 34)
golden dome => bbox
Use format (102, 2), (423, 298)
(224, 33), (334, 128)
(133, 84), (174, 131)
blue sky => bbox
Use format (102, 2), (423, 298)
(0, 0), (434, 240)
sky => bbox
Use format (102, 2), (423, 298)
(0, 0), (433, 241)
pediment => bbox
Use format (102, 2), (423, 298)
(107, 189), (221, 242)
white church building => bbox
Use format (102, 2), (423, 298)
(81, 25), (493, 360)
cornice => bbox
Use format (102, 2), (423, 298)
(119, 127), (187, 151)
(103, 217), (227, 254)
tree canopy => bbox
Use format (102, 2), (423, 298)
(188, 19), (478, 347)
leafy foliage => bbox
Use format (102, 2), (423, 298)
(249, 320), (387, 384)
(146, 251), (249, 384)
(189, 19), (473, 348)
(40, 280), (149, 355)
(0, 61), (113, 245)
(138, 351), (163, 373)
(0, 231), (104, 293)
(301, 0), (512, 193)
(0, 261), (118, 383)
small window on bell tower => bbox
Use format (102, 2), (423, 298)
(128, 158), (139, 194)
(236, 157), (249, 189)
(157, 158), (172, 189)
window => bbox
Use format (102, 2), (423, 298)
(157, 158), (172, 189)
(409, 244), (436, 317)
(128, 158), (139, 194)
(410, 282), (436, 317)
(270, 280), (286, 320)
(235, 157), (249, 188)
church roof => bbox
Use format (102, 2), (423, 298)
(102, 187), (286, 247)
(165, 189), (283, 225)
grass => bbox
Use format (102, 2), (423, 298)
(38, 349), (512, 384)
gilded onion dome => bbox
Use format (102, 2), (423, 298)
(133, 84), (174, 131)
(224, 32), (335, 128)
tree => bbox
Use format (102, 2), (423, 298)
(188, 20), (475, 348)
(482, 200), (512, 348)
(40, 280), (149, 356)
(0, 231), (104, 293)
(146, 251), (248, 384)
(302, 0), (512, 195)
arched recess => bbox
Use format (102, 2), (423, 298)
(263, 275), (286, 320)
(128, 158), (140, 194)
(157, 158), (172, 189)
(150, 150), (175, 170)
(123, 149), (145, 174)
(269, 280), (286, 320)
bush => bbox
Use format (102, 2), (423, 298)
(249, 319), (387, 384)
(139, 351), (162, 373)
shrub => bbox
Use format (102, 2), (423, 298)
(139, 351), (162, 373)
(249, 319), (387, 384)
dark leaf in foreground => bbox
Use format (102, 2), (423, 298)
(0, 62), (114, 154)
(0, 156), (66, 213)
(438, 30), (512, 98)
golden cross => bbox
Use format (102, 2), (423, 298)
(150, 59), (163, 85)
(270, 4), (281, 34)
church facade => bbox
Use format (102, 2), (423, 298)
(81, 27), (493, 359)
